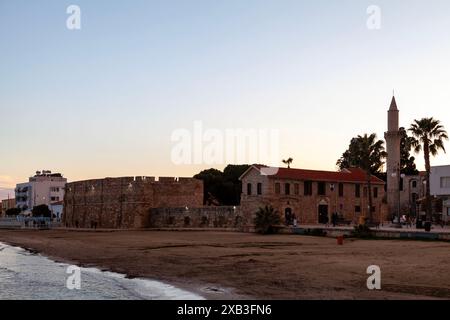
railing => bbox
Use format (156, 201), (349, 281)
(18, 216), (52, 229)
(0, 217), (54, 229)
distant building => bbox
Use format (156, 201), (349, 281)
(239, 165), (387, 225)
(15, 170), (67, 215)
(50, 201), (64, 221)
(1, 198), (16, 217)
(430, 165), (450, 222)
(399, 172), (427, 217)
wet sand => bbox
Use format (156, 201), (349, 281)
(0, 229), (449, 299)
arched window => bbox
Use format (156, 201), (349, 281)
(247, 183), (252, 195)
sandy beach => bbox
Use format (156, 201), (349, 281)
(0, 229), (449, 300)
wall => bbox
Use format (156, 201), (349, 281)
(431, 165), (450, 196)
(148, 207), (244, 228)
(240, 167), (387, 225)
(63, 176), (203, 229)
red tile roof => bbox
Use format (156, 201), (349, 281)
(247, 165), (385, 184)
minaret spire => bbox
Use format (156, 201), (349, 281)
(389, 95), (398, 111)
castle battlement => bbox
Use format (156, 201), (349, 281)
(65, 176), (200, 191)
(63, 176), (204, 229)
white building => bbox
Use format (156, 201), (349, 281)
(50, 201), (64, 221)
(15, 170), (67, 215)
(430, 165), (450, 222)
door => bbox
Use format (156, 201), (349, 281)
(318, 205), (328, 224)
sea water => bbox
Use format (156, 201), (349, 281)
(0, 242), (203, 300)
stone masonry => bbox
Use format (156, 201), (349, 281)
(240, 165), (387, 225)
(63, 176), (203, 228)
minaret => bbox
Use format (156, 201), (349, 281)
(384, 96), (401, 216)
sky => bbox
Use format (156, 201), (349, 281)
(1, 0), (450, 199)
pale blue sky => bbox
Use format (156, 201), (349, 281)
(1, 0), (450, 198)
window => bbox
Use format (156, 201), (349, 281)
(355, 184), (361, 198)
(275, 183), (281, 195)
(257, 183), (262, 195)
(50, 187), (60, 192)
(374, 187), (378, 198)
(318, 182), (326, 196)
(247, 183), (252, 195)
(399, 178), (404, 191)
(338, 183), (344, 197)
(412, 180), (417, 188)
(294, 184), (299, 195)
(304, 181), (313, 196)
(363, 187), (368, 198)
(440, 177), (450, 188)
(355, 206), (361, 213)
(285, 183), (291, 195)
(447, 207), (450, 216)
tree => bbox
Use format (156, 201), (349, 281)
(32, 204), (51, 218)
(282, 158), (293, 169)
(409, 118), (448, 221)
(254, 205), (281, 234)
(194, 165), (250, 205)
(336, 133), (387, 224)
(5, 208), (21, 216)
(399, 127), (419, 175)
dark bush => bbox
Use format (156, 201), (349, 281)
(254, 205), (281, 234)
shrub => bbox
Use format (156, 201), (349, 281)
(32, 205), (51, 218)
(254, 205), (281, 234)
(5, 208), (21, 216)
(352, 224), (373, 239)
(304, 228), (327, 237)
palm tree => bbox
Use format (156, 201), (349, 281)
(409, 118), (448, 222)
(254, 205), (281, 234)
(337, 134), (387, 224)
(282, 158), (293, 169)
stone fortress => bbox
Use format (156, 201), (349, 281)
(63, 176), (204, 228)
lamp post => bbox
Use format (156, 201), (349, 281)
(399, 173), (405, 228)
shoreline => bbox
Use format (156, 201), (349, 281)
(0, 234), (247, 300)
(1, 229), (450, 299)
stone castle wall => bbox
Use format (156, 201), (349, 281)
(63, 177), (204, 229)
(148, 207), (245, 229)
